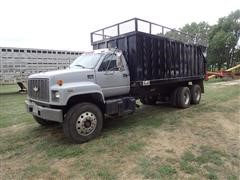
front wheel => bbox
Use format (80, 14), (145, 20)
(63, 103), (103, 143)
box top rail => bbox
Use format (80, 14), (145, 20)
(91, 18), (207, 47)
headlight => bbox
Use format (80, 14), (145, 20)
(55, 91), (60, 98)
(52, 90), (60, 101)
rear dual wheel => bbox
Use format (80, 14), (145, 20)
(176, 87), (191, 108)
(171, 84), (201, 108)
(190, 84), (201, 104)
(171, 86), (191, 108)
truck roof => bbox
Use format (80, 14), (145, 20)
(84, 48), (121, 54)
(91, 18), (207, 47)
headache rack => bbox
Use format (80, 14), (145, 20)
(91, 18), (207, 47)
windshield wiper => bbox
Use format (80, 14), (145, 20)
(74, 64), (86, 68)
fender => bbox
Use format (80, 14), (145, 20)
(51, 81), (105, 106)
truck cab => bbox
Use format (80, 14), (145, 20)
(25, 49), (135, 143)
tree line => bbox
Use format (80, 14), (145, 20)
(165, 10), (240, 71)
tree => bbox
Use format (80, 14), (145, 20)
(180, 21), (210, 46)
(164, 22), (210, 46)
(162, 10), (240, 71)
(208, 10), (240, 70)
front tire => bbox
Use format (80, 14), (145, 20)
(63, 103), (103, 143)
(33, 116), (58, 126)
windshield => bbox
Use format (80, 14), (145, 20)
(70, 53), (103, 69)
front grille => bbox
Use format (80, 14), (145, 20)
(28, 78), (49, 102)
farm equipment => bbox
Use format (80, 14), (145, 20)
(206, 64), (240, 80)
(17, 82), (27, 93)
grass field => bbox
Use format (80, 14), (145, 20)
(0, 80), (239, 179)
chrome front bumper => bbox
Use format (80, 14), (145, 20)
(25, 100), (63, 122)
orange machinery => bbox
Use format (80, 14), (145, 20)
(206, 64), (240, 80)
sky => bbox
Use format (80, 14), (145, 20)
(0, 0), (239, 51)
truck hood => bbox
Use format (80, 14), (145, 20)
(28, 68), (96, 84)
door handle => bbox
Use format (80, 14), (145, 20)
(104, 71), (114, 75)
(123, 74), (129, 78)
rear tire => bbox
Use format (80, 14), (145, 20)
(176, 87), (191, 108)
(33, 116), (58, 126)
(170, 88), (180, 107)
(63, 103), (103, 143)
(190, 84), (201, 104)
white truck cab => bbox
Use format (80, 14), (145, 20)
(26, 49), (135, 143)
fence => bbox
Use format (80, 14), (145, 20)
(0, 47), (83, 84)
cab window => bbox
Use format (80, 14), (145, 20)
(98, 54), (117, 71)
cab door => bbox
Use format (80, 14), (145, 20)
(95, 53), (130, 98)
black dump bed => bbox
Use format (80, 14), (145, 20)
(91, 18), (207, 86)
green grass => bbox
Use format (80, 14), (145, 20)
(179, 160), (196, 174)
(0, 81), (240, 179)
(0, 84), (20, 94)
(23, 164), (50, 179)
(182, 151), (195, 162)
(205, 78), (226, 83)
(97, 168), (116, 180)
(137, 157), (155, 178)
(227, 175), (238, 180)
(127, 141), (145, 152)
(0, 92), (32, 128)
(178, 146), (230, 178)
(36, 140), (86, 159)
(158, 165), (177, 176)
(206, 171), (218, 180)
(196, 146), (226, 166)
(137, 156), (178, 179)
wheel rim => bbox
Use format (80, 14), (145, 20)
(184, 91), (190, 105)
(76, 112), (97, 136)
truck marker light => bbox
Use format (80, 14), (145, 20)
(57, 80), (64, 86)
(143, 81), (150, 86)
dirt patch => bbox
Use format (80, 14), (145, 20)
(50, 158), (77, 178)
(117, 157), (143, 180)
(209, 79), (240, 89)
(145, 127), (201, 158)
(1, 150), (46, 179)
(1, 158), (26, 179)
(0, 123), (34, 137)
(214, 79), (240, 86)
(142, 107), (240, 179)
(145, 104), (239, 160)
